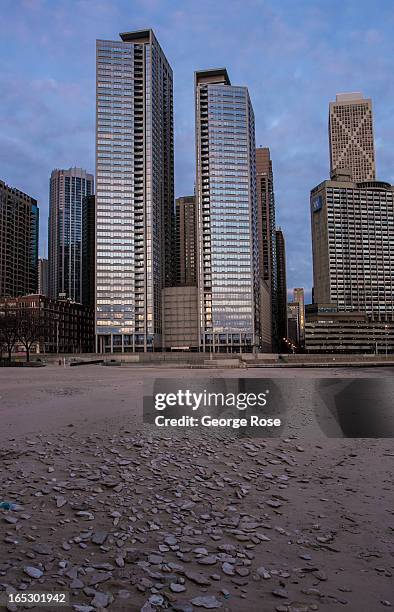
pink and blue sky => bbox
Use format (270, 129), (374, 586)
(1, 0), (394, 301)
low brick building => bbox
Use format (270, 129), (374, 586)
(0, 294), (94, 354)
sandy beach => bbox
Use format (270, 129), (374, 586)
(0, 365), (393, 611)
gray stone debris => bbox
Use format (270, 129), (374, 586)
(191, 595), (222, 608)
(23, 566), (43, 579)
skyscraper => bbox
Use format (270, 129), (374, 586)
(275, 228), (287, 349)
(287, 301), (300, 349)
(82, 195), (96, 309)
(48, 168), (94, 304)
(256, 147), (276, 351)
(329, 92), (375, 182)
(175, 195), (197, 286)
(195, 68), (260, 353)
(38, 258), (49, 296)
(293, 287), (305, 345)
(0, 179), (38, 297)
(95, 29), (174, 353)
(311, 171), (394, 321)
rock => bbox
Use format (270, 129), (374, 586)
(24, 566), (43, 579)
(170, 583), (186, 593)
(31, 543), (51, 555)
(197, 555), (217, 565)
(149, 595), (164, 606)
(76, 511), (94, 520)
(148, 554), (163, 564)
(185, 570), (211, 586)
(272, 588), (288, 599)
(313, 570), (327, 581)
(125, 548), (143, 563)
(56, 496), (67, 508)
(222, 562), (235, 576)
(266, 500), (282, 508)
(256, 567), (270, 579)
(165, 535), (178, 545)
(91, 591), (110, 608)
(73, 606), (95, 612)
(91, 531), (108, 545)
(191, 595), (222, 608)
(87, 571), (112, 586)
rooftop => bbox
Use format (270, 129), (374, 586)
(195, 68), (231, 86)
(335, 92), (364, 102)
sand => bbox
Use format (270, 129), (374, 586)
(0, 365), (393, 612)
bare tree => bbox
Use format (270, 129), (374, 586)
(17, 309), (45, 363)
(0, 306), (19, 364)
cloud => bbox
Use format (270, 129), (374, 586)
(2, 0), (394, 299)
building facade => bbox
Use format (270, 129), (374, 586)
(293, 287), (305, 345)
(82, 195), (96, 309)
(38, 258), (49, 296)
(95, 29), (174, 353)
(329, 92), (375, 182)
(0, 180), (38, 298)
(287, 301), (300, 350)
(256, 147), (276, 351)
(175, 195), (197, 286)
(195, 68), (259, 353)
(48, 168), (94, 305)
(275, 228), (287, 349)
(305, 304), (394, 354)
(162, 286), (199, 351)
(0, 294), (94, 354)
(311, 172), (394, 322)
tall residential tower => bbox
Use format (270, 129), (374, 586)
(195, 69), (260, 352)
(95, 29), (174, 352)
(48, 168), (94, 304)
(0, 180), (38, 297)
(275, 228), (287, 349)
(256, 147), (276, 351)
(175, 195), (197, 286)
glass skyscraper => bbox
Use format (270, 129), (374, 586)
(95, 29), (174, 352)
(195, 69), (260, 352)
(0, 179), (38, 297)
(48, 168), (94, 304)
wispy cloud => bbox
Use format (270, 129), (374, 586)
(2, 0), (394, 297)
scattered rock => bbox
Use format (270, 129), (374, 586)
(191, 595), (222, 608)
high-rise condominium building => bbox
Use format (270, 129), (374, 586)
(293, 287), (305, 343)
(195, 68), (259, 353)
(82, 195), (96, 309)
(48, 168), (94, 305)
(329, 92), (375, 182)
(38, 258), (49, 296)
(256, 147), (276, 351)
(175, 195), (197, 286)
(275, 228), (287, 348)
(96, 29), (174, 353)
(0, 179), (38, 297)
(287, 301), (300, 349)
(311, 171), (394, 321)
